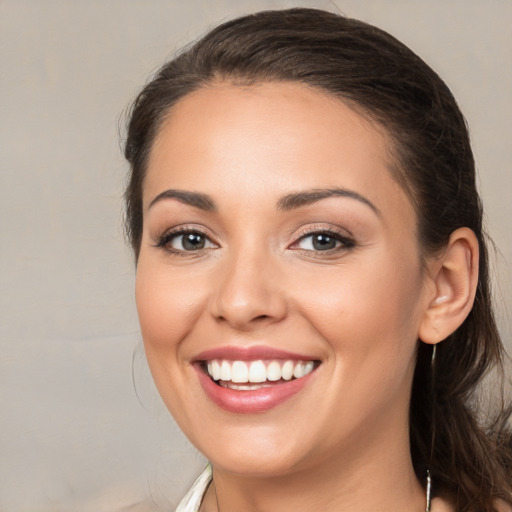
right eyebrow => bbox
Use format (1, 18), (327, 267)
(147, 189), (217, 212)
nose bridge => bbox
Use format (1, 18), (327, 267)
(211, 238), (286, 329)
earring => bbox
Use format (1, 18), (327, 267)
(425, 469), (432, 512)
(426, 343), (437, 512)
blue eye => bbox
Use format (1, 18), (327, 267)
(295, 232), (354, 252)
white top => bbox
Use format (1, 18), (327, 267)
(175, 465), (213, 512)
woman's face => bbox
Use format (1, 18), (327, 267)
(136, 82), (433, 476)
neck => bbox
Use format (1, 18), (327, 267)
(203, 421), (425, 512)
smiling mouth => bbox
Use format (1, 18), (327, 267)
(202, 359), (320, 390)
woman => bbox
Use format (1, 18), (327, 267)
(123, 8), (512, 512)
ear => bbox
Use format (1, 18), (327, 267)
(418, 227), (479, 345)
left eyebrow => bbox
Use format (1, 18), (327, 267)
(276, 187), (381, 217)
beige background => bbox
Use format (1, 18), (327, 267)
(0, 1), (510, 511)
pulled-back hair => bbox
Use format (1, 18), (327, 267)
(124, 8), (512, 510)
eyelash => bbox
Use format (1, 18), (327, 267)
(155, 226), (215, 256)
(291, 227), (356, 254)
(155, 226), (356, 256)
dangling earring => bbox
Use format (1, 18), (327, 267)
(425, 343), (437, 512)
(425, 469), (432, 512)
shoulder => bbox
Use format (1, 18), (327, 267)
(431, 497), (512, 512)
(431, 497), (455, 512)
(494, 499), (512, 512)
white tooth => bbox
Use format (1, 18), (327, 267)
(303, 361), (315, 376)
(220, 360), (231, 381)
(207, 361), (213, 377)
(293, 362), (305, 379)
(211, 360), (221, 381)
(267, 361), (282, 381)
(248, 360), (267, 383)
(231, 361), (249, 383)
(281, 360), (294, 380)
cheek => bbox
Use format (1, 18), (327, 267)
(135, 260), (204, 354)
(134, 260), (205, 422)
(293, 252), (424, 363)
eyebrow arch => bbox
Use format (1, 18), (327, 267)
(148, 189), (217, 212)
(276, 187), (381, 216)
(148, 187), (379, 216)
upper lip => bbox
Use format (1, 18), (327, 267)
(192, 345), (319, 362)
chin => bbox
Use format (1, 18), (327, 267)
(186, 417), (320, 477)
(209, 447), (306, 478)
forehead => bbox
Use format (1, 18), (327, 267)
(149, 81), (391, 167)
(144, 81), (413, 226)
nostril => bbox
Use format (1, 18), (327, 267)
(210, 286), (288, 329)
(214, 313), (270, 324)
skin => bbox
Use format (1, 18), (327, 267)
(135, 82), (464, 511)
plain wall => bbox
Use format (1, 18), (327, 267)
(1, 1), (510, 511)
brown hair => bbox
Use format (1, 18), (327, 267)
(124, 8), (512, 510)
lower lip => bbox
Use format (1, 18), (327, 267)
(195, 365), (317, 414)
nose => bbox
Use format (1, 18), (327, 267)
(210, 249), (288, 331)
